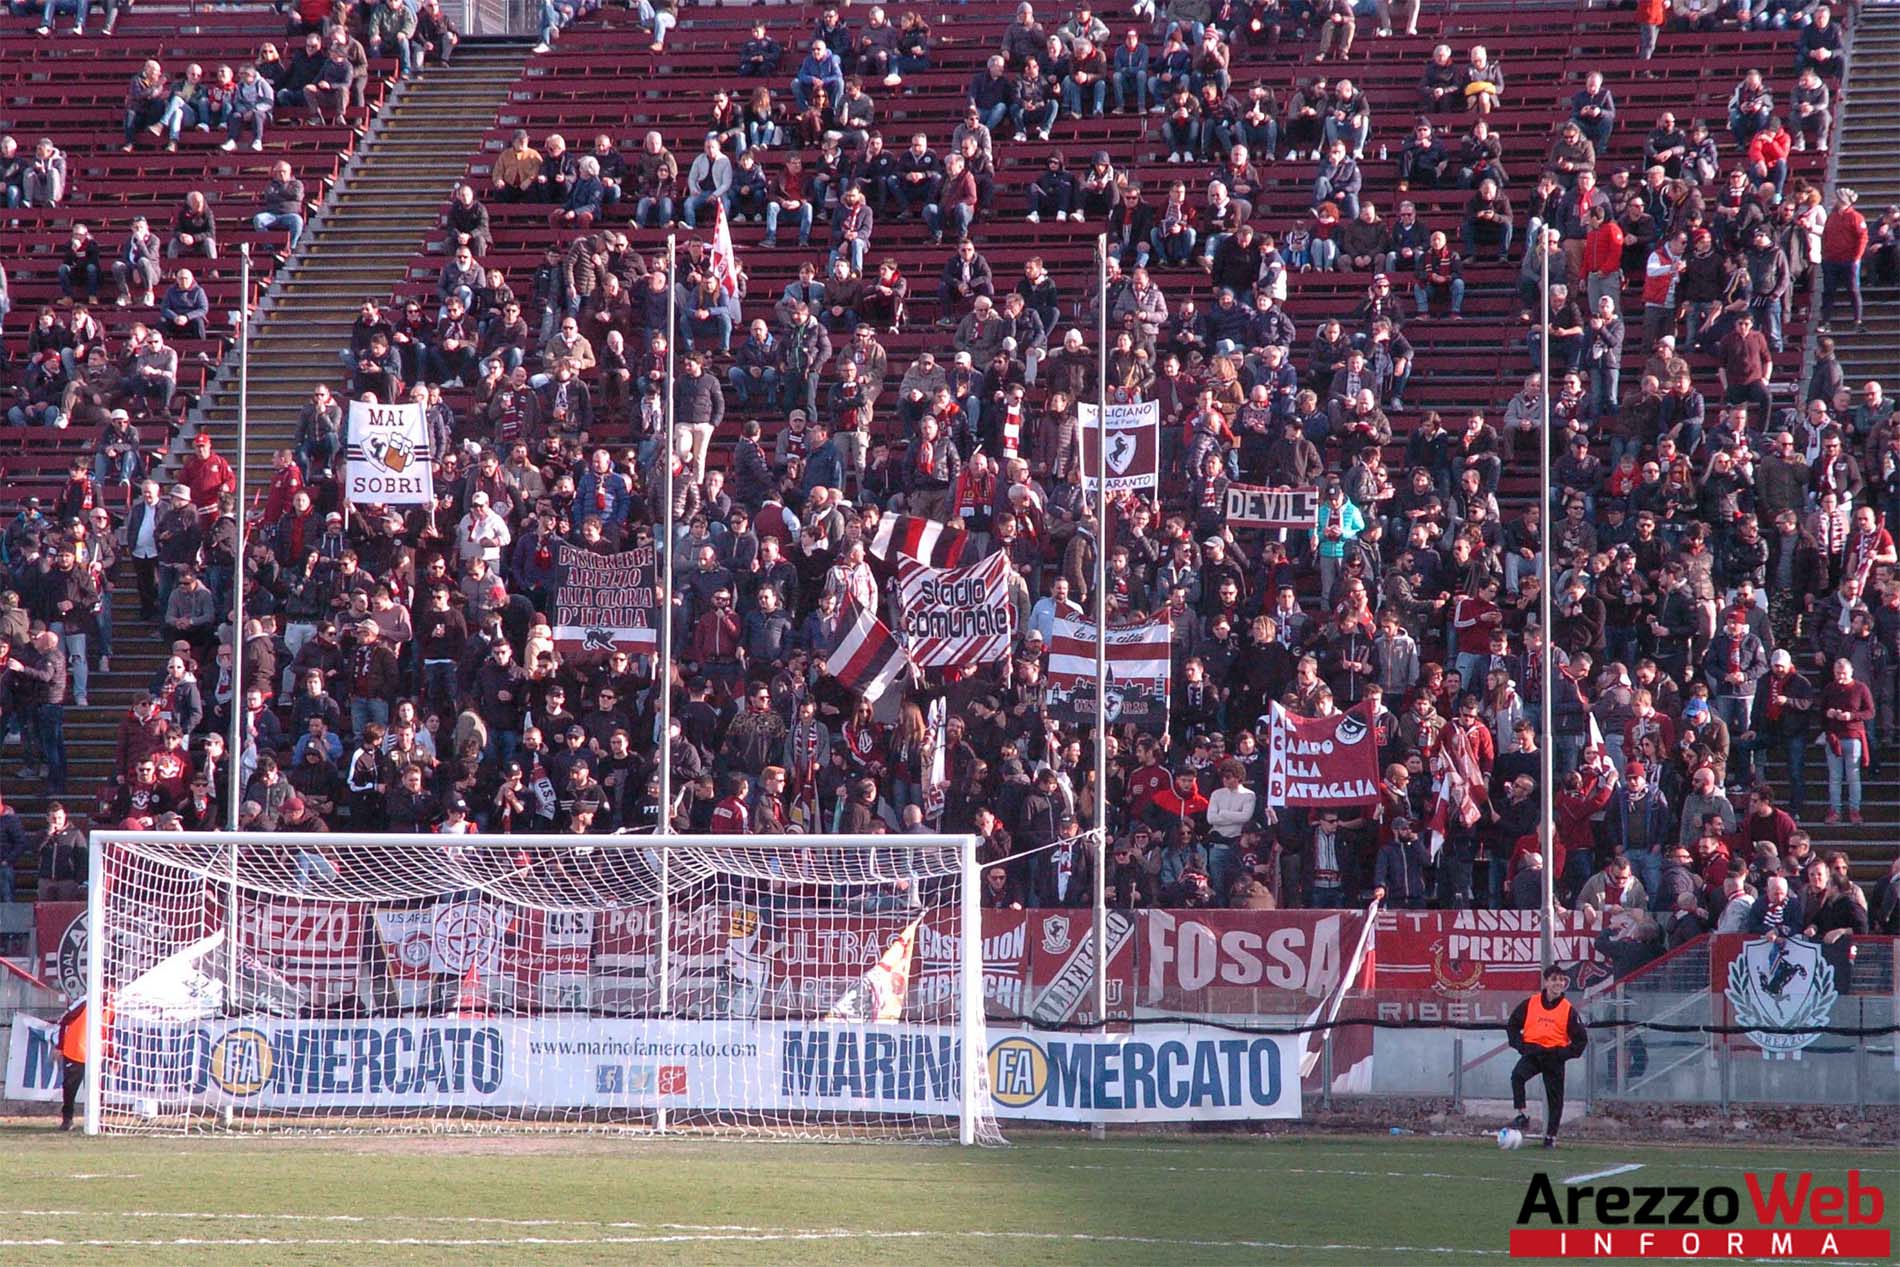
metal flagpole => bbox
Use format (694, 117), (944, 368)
(654, 234), (679, 1132)
(222, 244), (252, 1118)
(1538, 232), (1557, 970)
(227, 243), (251, 833)
(1092, 235), (1110, 1060)
(658, 233), (678, 830)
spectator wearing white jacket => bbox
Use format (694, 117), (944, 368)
(1204, 759), (1256, 896)
(683, 138), (734, 229)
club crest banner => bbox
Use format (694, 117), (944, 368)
(1045, 611), (1171, 733)
(1078, 399), (1161, 493)
(345, 400), (435, 505)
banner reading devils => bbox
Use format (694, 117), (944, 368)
(1265, 701), (1381, 806)
(550, 542), (659, 654)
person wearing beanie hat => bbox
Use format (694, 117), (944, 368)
(1703, 607), (1768, 736)
(1027, 150), (1076, 223)
(1609, 755), (1670, 897)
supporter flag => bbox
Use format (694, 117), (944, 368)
(709, 198), (740, 300)
(1583, 715), (1616, 780)
(825, 602), (912, 703)
(1077, 398), (1161, 493)
(1264, 702), (1381, 807)
(895, 550), (1017, 668)
(1426, 721), (1485, 861)
(870, 513), (970, 567)
(1046, 610), (1171, 733)
(825, 914), (923, 1023)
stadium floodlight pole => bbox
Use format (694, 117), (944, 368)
(1092, 235), (1109, 1039)
(1538, 233), (1557, 971)
(228, 242), (252, 836)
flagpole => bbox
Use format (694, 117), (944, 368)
(1092, 233), (1109, 1057)
(1538, 232), (1556, 971)
(658, 233), (677, 1076)
(222, 243), (251, 1123)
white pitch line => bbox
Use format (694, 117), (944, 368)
(0, 1230), (1513, 1256)
(1561, 1162), (1644, 1185)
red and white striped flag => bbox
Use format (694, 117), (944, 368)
(825, 602), (911, 703)
(870, 513), (970, 567)
(895, 550), (1016, 668)
(710, 198), (740, 300)
(1583, 714), (1616, 779)
(1426, 721), (1484, 862)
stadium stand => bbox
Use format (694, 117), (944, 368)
(0, 0), (1894, 974)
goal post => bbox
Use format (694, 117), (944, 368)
(84, 830), (997, 1144)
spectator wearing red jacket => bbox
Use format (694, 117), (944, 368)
(1581, 205), (1625, 311)
(1818, 187), (1866, 332)
(1144, 767), (1209, 832)
(261, 449), (305, 527)
(1745, 118), (1790, 196)
(1555, 766), (1614, 899)
(180, 431), (235, 518)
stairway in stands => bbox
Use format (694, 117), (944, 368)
(1798, 3), (1900, 879)
(1825, 2), (1899, 369)
(187, 42), (531, 504)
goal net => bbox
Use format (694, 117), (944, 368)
(83, 831), (1000, 1144)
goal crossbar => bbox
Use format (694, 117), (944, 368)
(84, 831), (988, 1143)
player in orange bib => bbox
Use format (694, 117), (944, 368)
(1505, 964), (1589, 1148)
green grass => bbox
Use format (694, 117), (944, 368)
(0, 1128), (1893, 1265)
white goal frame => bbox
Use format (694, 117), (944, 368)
(84, 831), (987, 1144)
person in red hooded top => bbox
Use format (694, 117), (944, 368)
(1143, 766), (1210, 832)
(261, 448), (305, 527)
(1554, 761), (1615, 901)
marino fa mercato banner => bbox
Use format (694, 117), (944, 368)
(88, 1018), (1299, 1124)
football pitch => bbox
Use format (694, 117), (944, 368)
(0, 1129), (1892, 1265)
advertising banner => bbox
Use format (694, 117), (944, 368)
(3, 1015), (62, 1102)
(549, 543), (660, 654)
(99, 1016), (1299, 1122)
(344, 400), (435, 505)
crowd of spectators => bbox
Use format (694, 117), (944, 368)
(0, 0), (1894, 951)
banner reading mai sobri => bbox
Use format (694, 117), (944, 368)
(550, 542), (659, 654)
(96, 1016), (1298, 1123)
(345, 400), (435, 505)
